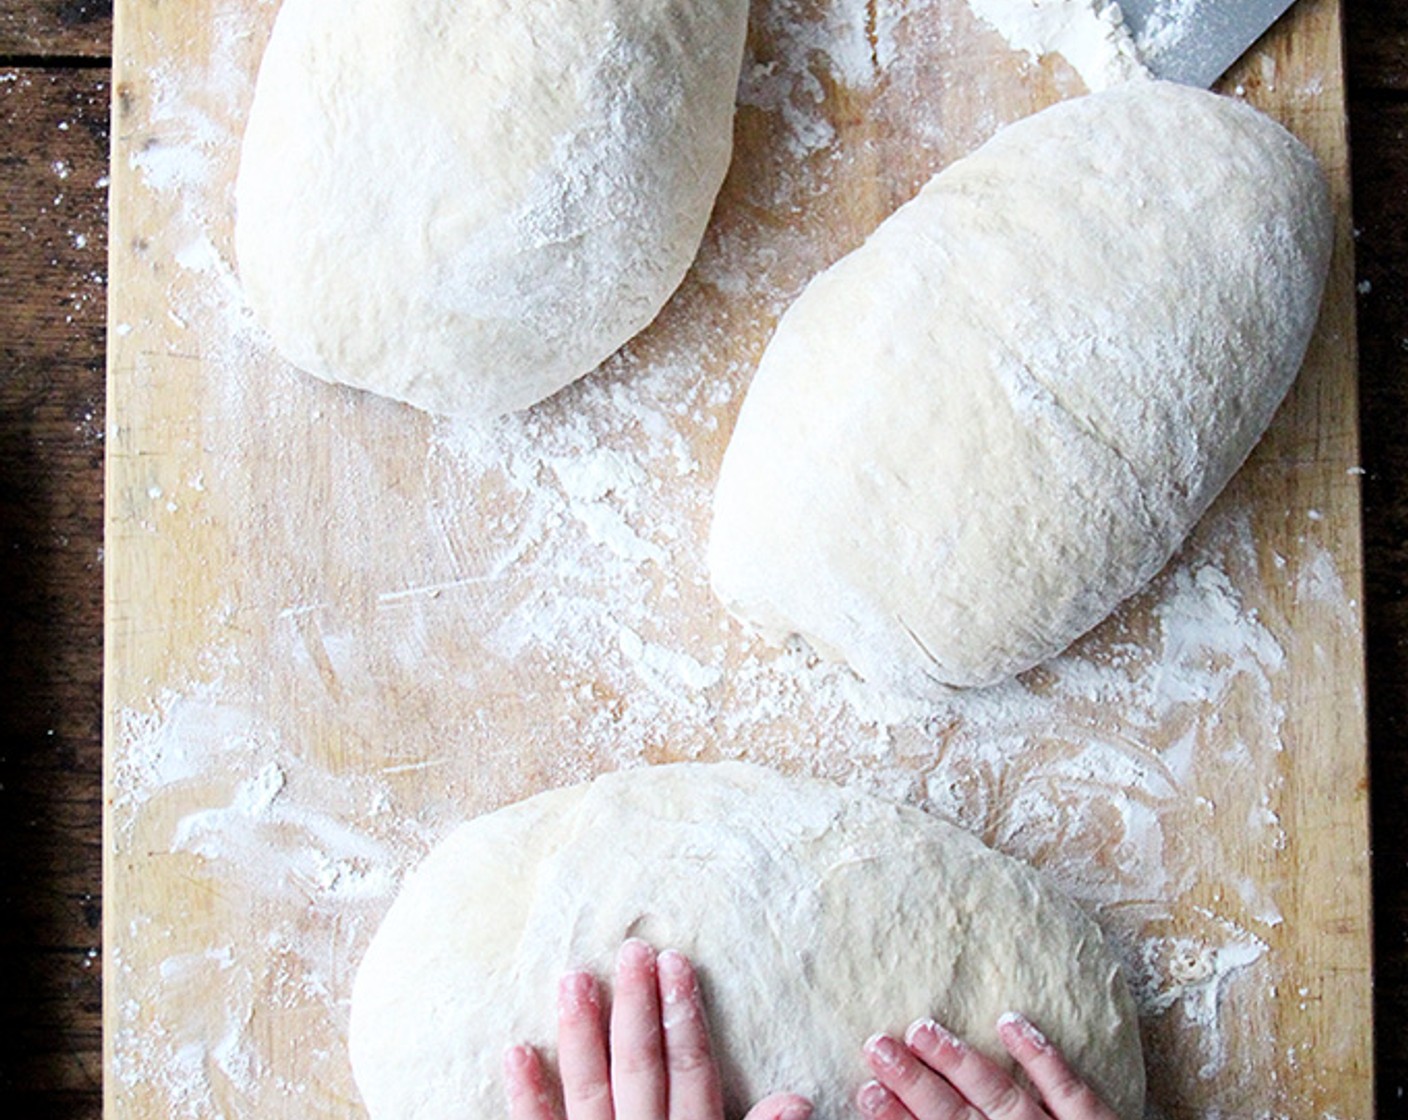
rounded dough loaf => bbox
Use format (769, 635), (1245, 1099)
(235, 0), (748, 418)
(708, 81), (1332, 694)
(349, 762), (1143, 1120)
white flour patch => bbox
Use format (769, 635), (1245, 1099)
(1137, 920), (1270, 1080)
(735, 0), (904, 157)
(1130, 0), (1204, 60)
(964, 0), (1150, 91)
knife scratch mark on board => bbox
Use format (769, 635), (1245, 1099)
(378, 576), (497, 605)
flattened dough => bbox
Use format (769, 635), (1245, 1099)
(235, 0), (748, 418)
(708, 81), (1332, 694)
(349, 763), (1143, 1120)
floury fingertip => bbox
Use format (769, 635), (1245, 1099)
(904, 1017), (964, 1053)
(997, 1012), (1049, 1048)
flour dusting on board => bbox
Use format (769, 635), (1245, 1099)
(108, 1), (1350, 1117)
(964, 0), (1150, 91)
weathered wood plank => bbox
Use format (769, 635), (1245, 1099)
(0, 64), (108, 1119)
(1345, 2), (1408, 93)
(1347, 90), (1408, 1111)
(0, 2), (111, 59)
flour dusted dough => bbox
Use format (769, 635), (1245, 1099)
(708, 81), (1332, 694)
(349, 763), (1143, 1120)
(235, 0), (748, 418)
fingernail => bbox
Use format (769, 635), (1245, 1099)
(504, 1044), (533, 1072)
(857, 1080), (890, 1115)
(657, 949), (693, 1003)
(864, 1033), (904, 1070)
(905, 1018), (965, 1055)
(618, 937), (655, 971)
(998, 1012), (1048, 1049)
(558, 971), (597, 1013)
(657, 951), (700, 1031)
(779, 1102), (813, 1120)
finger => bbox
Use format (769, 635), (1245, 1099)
(657, 949), (726, 1120)
(864, 1033), (976, 1120)
(903, 1020), (1045, 1120)
(997, 1015), (1119, 1120)
(557, 971), (613, 1120)
(505, 1045), (557, 1120)
(610, 939), (667, 1120)
(741, 1091), (814, 1120)
(856, 1079), (916, 1120)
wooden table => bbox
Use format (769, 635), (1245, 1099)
(2, 0), (1404, 1113)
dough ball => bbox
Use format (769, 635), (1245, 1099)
(349, 762), (1143, 1120)
(708, 81), (1332, 694)
(235, 0), (748, 418)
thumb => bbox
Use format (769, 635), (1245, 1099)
(741, 1092), (814, 1120)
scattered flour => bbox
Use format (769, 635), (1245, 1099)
(964, 0), (1150, 91)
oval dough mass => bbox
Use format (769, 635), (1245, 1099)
(348, 763), (1143, 1120)
(708, 81), (1332, 694)
(235, 0), (749, 418)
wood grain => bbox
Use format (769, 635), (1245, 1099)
(0, 1), (111, 59)
(5, 0), (1408, 1117)
(1345, 3), (1408, 93)
(0, 65), (108, 1117)
(1347, 89), (1408, 1111)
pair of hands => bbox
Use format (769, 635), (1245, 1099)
(504, 940), (1119, 1120)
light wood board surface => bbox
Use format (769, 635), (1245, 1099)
(104, 1), (1370, 1117)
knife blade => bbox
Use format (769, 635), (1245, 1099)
(1116, 0), (1300, 88)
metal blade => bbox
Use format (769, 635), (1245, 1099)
(1116, 0), (1300, 88)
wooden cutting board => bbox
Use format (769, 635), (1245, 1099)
(104, 1), (1371, 1116)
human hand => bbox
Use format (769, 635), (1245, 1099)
(505, 939), (813, 1120)
(858, 1014), (1120, 1120)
